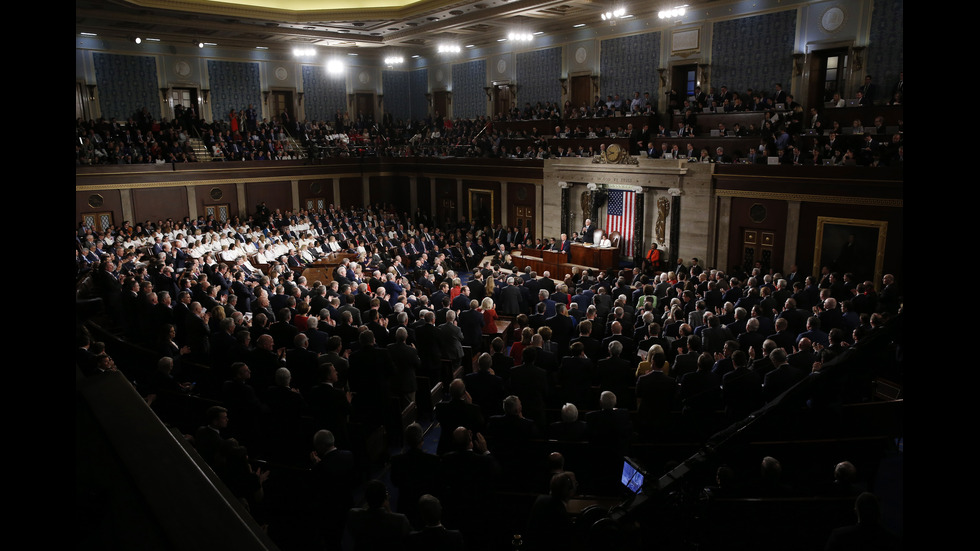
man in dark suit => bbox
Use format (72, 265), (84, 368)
(582, 219), (598, 244)
(722, 350), (763, 422)
(635, 361), (677, 438)
(438, 310), (465, 371)
(415, 311), (443, 379)
(347, 331), (394, 427)
(435, 378), (486, 455)
(306, 362), (351, 449)
(458, 299), (486, 349)
(464, 353), (507, 419)
(406, 494), (465, 551)
(557, 342), (593, 407)
(496, 277), (524, 316)
(391, 423), (442, 529)
(193, 405), (229, 467)
(346, 480), (411, 550)
(508, 347), (549, 432)
(586, 391), (633, 492)
(762, 349), (804, 403)
(311, 429), (356, 551)
(486, 394), (538, 487)
(387, 327), (420, 408)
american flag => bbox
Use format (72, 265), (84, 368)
(605, 189), (635, 258)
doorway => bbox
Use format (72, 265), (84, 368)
(354, 93), (375, 128)
(169, 87), (199, 124)
(492, 85), (512, 118)
(570, 74), (592, 112)
(807, 48), (849, 106)
(740, 228), (776, 274)
(468, 189), (494, 227)
(270, 90), (294, 125)
(433, 91), (449, 121)
(671, 64), (697, 109)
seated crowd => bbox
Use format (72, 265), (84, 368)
(76, 201), (902, 549)
(76, 78), (902, 168)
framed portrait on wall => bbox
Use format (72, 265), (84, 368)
(813, 217), (887, 288)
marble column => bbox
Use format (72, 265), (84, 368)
(632, 187), (644, 259)
(668, 190), (682, 264)
(558, 181), (569, 236)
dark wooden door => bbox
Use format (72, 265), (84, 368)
(570, 75), (592, 111)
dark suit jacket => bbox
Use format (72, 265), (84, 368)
(435, 399), (486, 455)
(635, 371), (677, 432)
(458, 308), (485, 347)
(464, 370), (506, 418)
(509, 362), (549, 427)
(387, 342), (421, 396)
(438, 322), (464, 360)
(585, 408), (633, 457)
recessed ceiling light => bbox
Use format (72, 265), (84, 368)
(411, 54), (420, 58)
(348, 52), (358, 56)
(80, 32), (97, 36)
(573, 24), (586, 28)
(533, 31), (543, 35)
(256, 46), (268, 49)
(145, 38), (160, 42)
(497, 38), (507, 42)
(466, 44), (475, 48)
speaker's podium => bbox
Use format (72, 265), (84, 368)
(302, 251), (357, 286)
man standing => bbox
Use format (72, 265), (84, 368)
(582, 219), (597, 244)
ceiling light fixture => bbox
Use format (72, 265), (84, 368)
(658, 6), (687, 19)
(601, 8), (627, 20)
(326, 58), (345, 74)
(293, 47), (316, 57)
(508, 32), (534, 42)
(438, 44), (461, 53)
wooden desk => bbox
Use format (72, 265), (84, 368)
(569, 243), (620, 268)
(301, 252), (357, 286)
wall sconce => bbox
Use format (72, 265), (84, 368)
(377, 94), (384, 107)
(201, 89), (210, 103)
(446, 92), (452, 105)
(425, 93), (432, 106)
(697, 64), (709, 85)
(657, 68), (667, 88)
(590, 75), (599, 93)
(159, 87), (170, 102)
(851, 46), (865, 71)
(86, 84), (97, 101)
(509, 85), (518, 99)
(262, 91), (270, 105)
(559, 78), (568, 95)
(484, 86), (492, 99)
(297, 92), (304, 105)
(792, 53), (805, 76)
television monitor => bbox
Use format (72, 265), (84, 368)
(621, 457), (646, 494)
